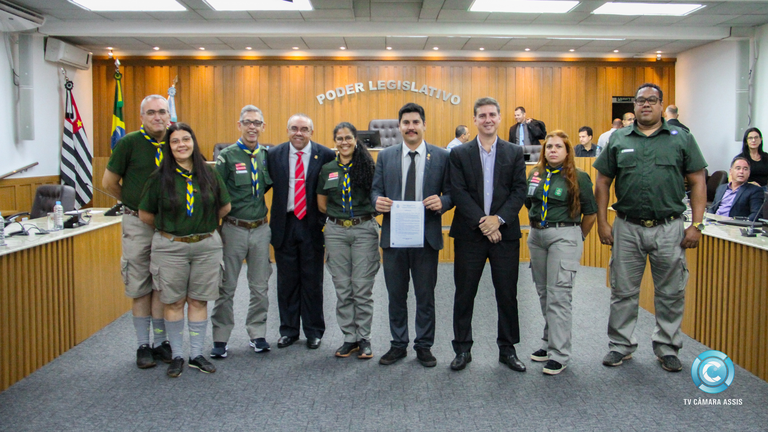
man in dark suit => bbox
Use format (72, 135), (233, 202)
(508, 106), (546, 146)
(665, 105), (690, 133)
(449, 97), (528, 372)
(371, 102), (452, 368)
(709, 157), (764, 220)
(268, 114), (336, 350)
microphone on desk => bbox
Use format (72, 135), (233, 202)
(740, 213), (762, 237)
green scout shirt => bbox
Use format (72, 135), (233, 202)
(215, 143), (272, 220)
(139, 165), (231, 236)
(316, 160), (375, 220)
(525, 168), (598, 223)
(593, 119), (707, 220)
(106, 131), (161, 211)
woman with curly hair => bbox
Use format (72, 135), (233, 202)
(316, 122), (379, 360)
(139, 122), (231, 378)
(525, 130), (597, 375)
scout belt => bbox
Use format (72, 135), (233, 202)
(160, 231), (213, 243)
(617, 211), (680, 228)
(123, 207), (139, 217)
(327, 215), (374, 228)
(530, 220), (581, 229)
(225, 216), (268, 229)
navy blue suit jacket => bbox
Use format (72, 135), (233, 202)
(370, 142), (453, 250)
(709, 182), (765, 221)
(267, 141), (336, 250)
(448, 137), (527, 241)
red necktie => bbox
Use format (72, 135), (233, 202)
(294, 151), (306, 219)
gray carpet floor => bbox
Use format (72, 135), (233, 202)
(1, 263), (767, 431)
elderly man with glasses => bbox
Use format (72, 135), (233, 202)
(593, 83), (708, 373)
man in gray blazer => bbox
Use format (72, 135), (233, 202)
(371, 102), (452, 368)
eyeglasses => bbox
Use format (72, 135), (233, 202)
(143, 109), (168, 117)
(241, 120), (263, 127)
(334, 136), (355, 143)
(747, 136), (761, 142)
(634, 97), (660, 106)
(290, 126), (311, 134)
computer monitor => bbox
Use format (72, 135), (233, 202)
(357, 130), (381, 148)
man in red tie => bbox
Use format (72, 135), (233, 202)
(268, 114), (336, 350)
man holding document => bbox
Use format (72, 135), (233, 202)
(371, 102), (452, 368)
(448, 97), (528, 372)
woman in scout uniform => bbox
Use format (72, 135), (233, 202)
(316, 122), (379, 360)
(139, 122), (231, 378)
(525, 130), (597, 376)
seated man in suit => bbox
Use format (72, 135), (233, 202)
(508, 106), (546, 146)
(709, 157), (765, 220)
(371, 102), (452, 368)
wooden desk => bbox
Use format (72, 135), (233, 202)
(606, 213), (768, 382)
(0, 211), (129, 391)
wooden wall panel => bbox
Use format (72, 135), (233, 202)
(0, 175), (61, 216)
(92, 59), (675, 159)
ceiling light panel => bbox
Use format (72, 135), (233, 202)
(470, 0), (580, 14)
(204, 0), (313, 11)
(592, 3), (704, 16)
(68, 0), (186, 11)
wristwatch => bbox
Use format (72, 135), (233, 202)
(692, 222), (705, 231)
(497, 215), (506, 225)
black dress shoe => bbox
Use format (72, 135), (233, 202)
(450, 352), (472, 371)
(415, 348), (437, 368)
(379, 346), (407, 365)
(306, 337), (322, 349)
(277, 336), (299, 348)
(499, 353), (526, 372)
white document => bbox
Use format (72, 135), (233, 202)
(390, 200), (424, 248)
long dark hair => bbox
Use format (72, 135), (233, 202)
(535, 130), (581, 218)
(740, 127), (764, 160)
(333, 122), (375, 193)
(157, 122), (221, 215)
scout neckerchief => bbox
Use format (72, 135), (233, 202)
(541, 165), (561, 226)
(237, 139), (261, 197)
(176, 167), (194, 217)
(140, 125), (165, 167)
(337, 156), (354, 217)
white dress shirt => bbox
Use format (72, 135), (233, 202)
(401, 141), (426, 201)
(287, 143), (311, 212)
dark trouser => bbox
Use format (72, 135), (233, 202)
(382, 246), (439, 350)
(452, 238), (521, 356)
(274, 213), (325, 340)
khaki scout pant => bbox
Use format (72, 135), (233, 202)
(324, 219), (380, 343)
(121, 212), (154, 298)
(211, 222), (273, 343)
(608, 217), (689, 358)
(528, 225), (583, 365)
(149, 231), (223, 305)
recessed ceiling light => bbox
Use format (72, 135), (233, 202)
(386, 46), (392, 50)
(433, 47), (439, 50)
(340, 46), (346, 50)
(547, 37), (625, 41)
(106, 46), (113, 50)
(245, 46), (252, 50)
(199, 47), (205, 50)
(656, 50), (662, 53)
(614, 49), (620, 53)
(470, 0), (579, 13)
(153, 46), (160, 50)
(592, 2), (704, 16)
(569, 49), (575, 52)
(69, 0), (186, 11)
(292, 46), (299, 50)
(479, 47), (485, 51)
(203, 0), (312, 11)
(525, 48), (531, 51)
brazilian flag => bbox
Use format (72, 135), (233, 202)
(110, 71), (126, 151)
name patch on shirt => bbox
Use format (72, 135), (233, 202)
(235, 162), (248, 173)
(554, 188), (563, 197)
(621, 149), (635, 153)
(328, 172), (339, 180)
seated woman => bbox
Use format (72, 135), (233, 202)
(139, 122), (231, 378)
(316, 122), (379, 360)
(525, 130), (597, 376)
(733, 127), (767, 189)
(709, 157), (765, 221)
